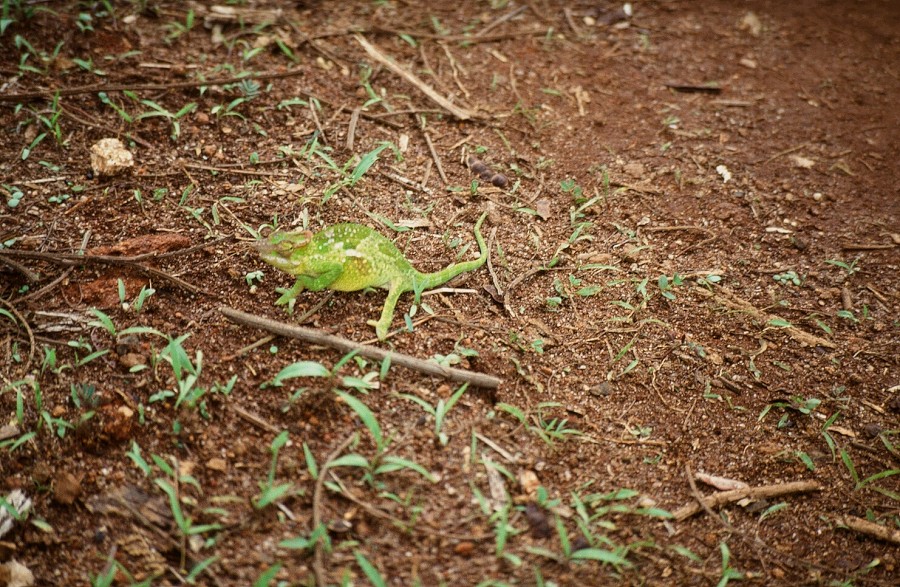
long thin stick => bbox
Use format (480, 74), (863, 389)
(1, 70), (401, 129)
(836, 515), (900, 545)
(0, 70), (307, 102)
(219, 307), (502, 389)
(354, 34), (475, 120)
(694, 286), (836, 349)
(673, 480), (821, 521)
(0, 245), (217, 295)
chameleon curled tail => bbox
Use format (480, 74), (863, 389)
(411, 212), (488, 289)
(256, 211), (489, 340)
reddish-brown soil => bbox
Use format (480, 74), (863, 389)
(1, 1), (898, 586)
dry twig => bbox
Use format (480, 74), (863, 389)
(354, 34), (476, 120)
(694, 286), (836, 349)
(673, 479), (821, 521)
(836, 515), (900, 545)
(0, 298), (35, 374)
(219, 307), (503, 389)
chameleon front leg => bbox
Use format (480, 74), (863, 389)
(275, 263), (343, 305)
(368, 279), (405, 340)
(275, 279), (306, 306)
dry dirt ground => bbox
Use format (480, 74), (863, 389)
(1, 1), (898, 586)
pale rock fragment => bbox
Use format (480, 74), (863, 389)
(90, 138), (134, 177)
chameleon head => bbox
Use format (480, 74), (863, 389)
(254, 230), (314, 272)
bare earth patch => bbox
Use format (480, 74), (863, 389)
(1, 1), (898, 585)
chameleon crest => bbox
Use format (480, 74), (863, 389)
(256, 212), (488, 340)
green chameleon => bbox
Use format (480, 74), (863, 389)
(256, 212), (488, 340)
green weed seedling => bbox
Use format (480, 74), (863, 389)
(244, 270), (264, 287)
(527, 486), (636, 568)
(152, 473), (220, 574)
(3, 184), (24, 208)
(396, 382), (470, 445)
(131, 285), (155, 313)
(211, 79), (260, 119)
(331, 391), (435, 487)
(354, 551), (387, 587)
(72, 55), (104, 75)
(658, 273), (684, 300)
(3, 377), (37, 427)
(127, 443), (224, 573)
(531, 402), (581, 445)
(358, 64), (385, 109)
(432, 341), (479, 368)
(135, 98), (197, 140)
(572, 485), (670, 547)
(336, 362), (380, 395)
(696, 273), (723, 289)
(18, 92), (64, 159)
(252, 564), (283, 587)
(716, 542), (743, 587)
(279, 524), (331, 555)
(63, 334), (108, 368)
(758, 395), (821, 428)
(47, 191), (70, 205)
(210, 195), (246, 227)
(820, 411), (841, 461)
(827, 558), (883, 587)
(164, 9), (194, 41)
(472, 486), (521, 568)
(836, 309), (859, 323)
(263, 359), (331, 410)
(1, 4), (19, 35)
(153, 334), (210, 412)
(116, 278), (155, 312)
(40, 345), (62, 376)
(14, 34), (63, 75)
(254, 431), (296, 509)
(264, 351), (380, 409)
(90, 559), (151, 587)
(773, 270), (801, 286)
(322, 141), (400, 202)
(496, 401), (581, 446)
(546, 274), (603, 310)
(74, 11), (94, 32)
(758, 502), (789, 523)
(825, 257), (860, 277)
(840, 448), (900, 498)
(276, 96), (309, 111)
(35, 383), (100, 439)
(98, 91), (133, 123)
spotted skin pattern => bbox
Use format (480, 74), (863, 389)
(256, 212), (488, 339)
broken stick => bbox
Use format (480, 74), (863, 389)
(219, 306), (502, 389)
(353, 34), (476, 120)
(836, 515), (900, 545)
(674, 480), (821, 521)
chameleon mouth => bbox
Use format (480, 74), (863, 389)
(252, 239), (274, 254)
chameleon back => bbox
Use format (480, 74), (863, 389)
(307, 224), (416, 291)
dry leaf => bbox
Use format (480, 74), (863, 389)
(789, 154), (815, 168)
(696, 472), (749, 491)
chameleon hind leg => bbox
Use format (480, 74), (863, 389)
(368, 279), (405, 340)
